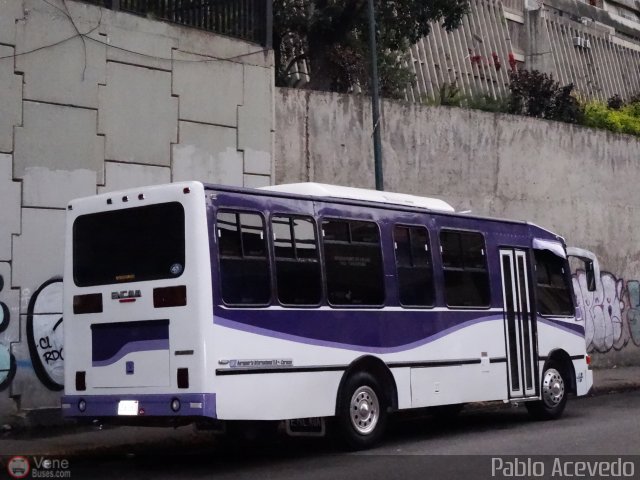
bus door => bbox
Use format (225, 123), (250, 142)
(499, 249), (538, 399)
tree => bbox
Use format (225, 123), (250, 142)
(273, 0), (469, 98)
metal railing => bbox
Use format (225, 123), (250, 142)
(501, 0), (523, 12)
(92, 0), (272, 46)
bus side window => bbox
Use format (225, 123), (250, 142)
(322, 219), (384, 306)
(394, 226), (434, 307)
(440, 230), (490, 308)
(534, 250), (574, 316)
(217, 211), (271, 305)
(272, 215), (322, 306)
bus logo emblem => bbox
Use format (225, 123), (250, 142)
(111, 290), (142, 300)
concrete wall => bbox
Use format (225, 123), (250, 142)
(0, 0), (274, 422)
(276, 87), (640, 367)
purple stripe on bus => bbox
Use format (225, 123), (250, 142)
(91, 339), (170, 367)
(92, 319), (169, 363)
(62, 393), (216, 419)
(213, 308), (504, 349)
(537, 317), (585, 336)
(214, 314), (505, 353)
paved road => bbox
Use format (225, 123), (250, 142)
(10, 391), (640, 479)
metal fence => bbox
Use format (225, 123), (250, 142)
(92, 0), (272, 46)
(501, 0), (523, 11)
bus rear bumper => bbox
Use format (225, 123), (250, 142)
(61, 393), (216, 419)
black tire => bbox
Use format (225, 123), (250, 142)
(337, 371), (388, 450)
(526, 362), (568, 420)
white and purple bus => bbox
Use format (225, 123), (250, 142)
(62, 181), (596, 448)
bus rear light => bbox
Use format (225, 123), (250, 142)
(183, 187), (191, 194)
(76, 371), (86, 391)
(177, 368), (189, 389)
(138, 193), (145, 200)
(73, 294), (103, 314)
(586, 354), (591, 366)
(153, 286), (187, 308)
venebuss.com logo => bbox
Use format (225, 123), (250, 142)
(7, 456), (30, 479)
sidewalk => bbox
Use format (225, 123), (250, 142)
(591, 365), (640, 395)
(1, 366), (639, 457)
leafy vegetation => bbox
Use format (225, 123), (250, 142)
(583, 101), (640, 136)
(274, 2), (640, 138)
(423, 70), (640, 138)
(465, 94), (509, 113)
(507, 70), (583, 124)
(273, 0), (470, 99)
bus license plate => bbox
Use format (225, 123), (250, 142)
(286, 417), (325, 436)
(117, 400), (139, 416)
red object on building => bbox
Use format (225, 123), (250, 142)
(508, 52), (517, 71)
(492, 52), (501, 71)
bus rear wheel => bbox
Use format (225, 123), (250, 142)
(337, 371), (388, 450)
(526, 362), (568, 420)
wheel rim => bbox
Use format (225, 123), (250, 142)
(349, 386), (380, 435)
(542, 368), (565, 408)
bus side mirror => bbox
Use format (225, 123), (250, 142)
(566, 247), (599, 293)
(585, 261), (596, 292)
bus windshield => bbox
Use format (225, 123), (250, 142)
(73, 202), (185, 287)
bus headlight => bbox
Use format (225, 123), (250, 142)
(78, 399), (87, 412)
(170, 398), (181, 412)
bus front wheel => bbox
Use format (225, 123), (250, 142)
(526, 362), (568, 420)
(337, 371), (388, 450)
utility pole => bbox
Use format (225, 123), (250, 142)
(367, 0), (384, 191)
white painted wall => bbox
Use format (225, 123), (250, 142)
(0, 0), (274, 421)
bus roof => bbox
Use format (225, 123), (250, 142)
(205, 182), (563, 243)
(260, 183), (456, 213)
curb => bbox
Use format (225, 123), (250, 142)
(589, 382), (640, 396)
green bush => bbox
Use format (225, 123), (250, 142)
(623, 101), (640, 118)
(508, 70), (583, 124)
(423, 69), (640, 139)
(465, 94), (509, 113)
(583, 101), (640, 136)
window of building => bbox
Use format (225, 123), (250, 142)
(440, 230), (490, 307)
(394, 226), (434, 306)
(322, 219), (384, 306)
(535, 250), (574, 316)
(217, 211), (270, 305)
(272, 215), (322, 305)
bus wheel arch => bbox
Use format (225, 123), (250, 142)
(336, 356), (398, 415)
(546, 349), (576, 395)
(334, 356), (397, 449)
(527, 349), (574, 420)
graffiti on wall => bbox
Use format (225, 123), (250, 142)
(573, 270), (640, 353)
(0, 274), (64, 394)
(26, 278), (64, 391)
(0, 274), (17, 390)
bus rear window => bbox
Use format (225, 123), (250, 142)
(73, 202), (186, 287)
